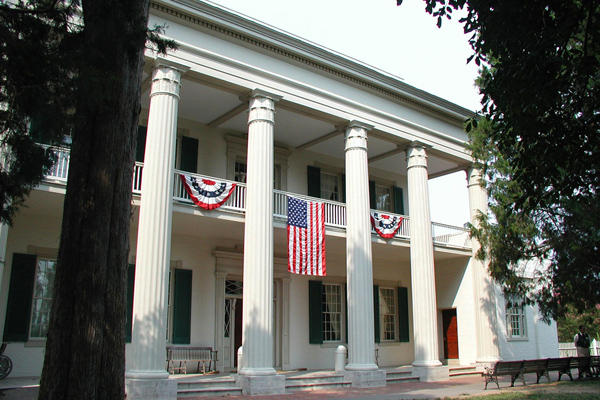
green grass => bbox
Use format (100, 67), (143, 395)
(444, 379), (600, 400)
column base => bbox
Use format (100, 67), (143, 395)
(411, 366), (449, 382)
(237, 374), (285, 395)
(344, 370), (387, 388)
(125, 378), (177, 400)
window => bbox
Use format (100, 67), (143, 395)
(322, 283), (343, 342)
(320, 172), (341, 201)
(29, 259), (56, 339)
(234, 161), (247, 183)
(378, 287), (397, 341)
(506, 303), (527, 339)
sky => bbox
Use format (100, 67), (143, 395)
(209, 0), (478, 227)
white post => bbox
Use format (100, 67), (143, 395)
(343, 121), (386, 387)
(237, 90), (285, 395)
(406, 143), (448, 382)
(467, 167), (500, 367)
(125, 59), (188, 400)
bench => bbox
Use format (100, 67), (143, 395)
(482, 360), (524, 389)
(166, 346), (218, 374)
(571, 356), (592, 379)
(522, 358), (550, 384)
(547, 357), (573, 381)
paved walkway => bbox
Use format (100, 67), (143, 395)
(0, 371), (584, 399)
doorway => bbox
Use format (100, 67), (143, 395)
(442, 308), (459, 360)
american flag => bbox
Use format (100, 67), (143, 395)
(287, 196), (326, 276)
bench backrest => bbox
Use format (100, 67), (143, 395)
(546, 357), (571, 371)
(522, 359), (548, 373)
(166, 346), (215, 361)
(495, 360), (523, 373)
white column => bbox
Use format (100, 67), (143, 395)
(406, 143), (447, 381)
(343, 122), (385, 388)
(238, 90), (285, 395)
(467, 167), (500, 365)
(126, 59), (187, 399)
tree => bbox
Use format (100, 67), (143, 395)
(398, 0), (600, 320)
(0, 0), (78, 225)
(2, 0), (174, 398)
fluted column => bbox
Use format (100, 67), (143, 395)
(344, 121), (378, 372)
(126, 60), (187, 395)
(406, 143), (442, 371)
(237, 89), (285, 395)
(467, 167), (500, 365)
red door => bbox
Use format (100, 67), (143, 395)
(443, 309), (459, 359)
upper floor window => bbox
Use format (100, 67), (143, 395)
(375, 185), (392, 212)
(320, 172), (341, 202)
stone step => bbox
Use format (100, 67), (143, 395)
(449, 366), (480, 377)
(286, 380), (352, 392)
(176, 377), (237, 390)
(177, 386), (243, 398)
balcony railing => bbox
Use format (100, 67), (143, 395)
(43, 147), (470, 248)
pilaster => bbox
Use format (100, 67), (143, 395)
(467, 167), (501, 366)
(126, 59), (188, 399)
(238, 89), (285, 395)
(343, 121), (384, 386)
(406, 143), (446, 380)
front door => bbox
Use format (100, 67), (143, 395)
(442, 308), (459, 359)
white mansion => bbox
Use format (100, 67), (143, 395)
(0, 0), (558, 398)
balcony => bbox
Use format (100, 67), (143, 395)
(43, 146), (471, 249)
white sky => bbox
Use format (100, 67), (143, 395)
(209, 0), (477, 226)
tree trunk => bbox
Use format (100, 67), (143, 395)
(38, 1), (150, 399)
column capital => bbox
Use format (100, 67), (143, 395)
(405, 142), (430, 169)
(343, 121), (372, 152)
(466, 166), (485, 189)
(240, 89), (283, 104)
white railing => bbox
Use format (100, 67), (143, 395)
(559, 341), (600, 357)
(42, 149), (470, 248)
(43, 145), (70, 182)
(432, 222), (471, 248)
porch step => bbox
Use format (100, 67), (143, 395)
(285, 373), (351, 392)
(449, 365), (480, 377)
(175, 376), (242, 398)
(386, 368), (420, 384)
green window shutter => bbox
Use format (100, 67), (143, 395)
(369, 180), (376, 210)
(393, 186), (404, 215)
(307, 166), (321, 198)
(341, 174), (346, 203)
(398, 287), (410, 342)
(4, 254), (37, 342)
(180, 136), (198, 173)
(172, 269), (193, 344)
(373, 285), (380, 343)
(308, 280), (323, 344)
(136, 126), (147, 163)
(125, 264), (135, 343)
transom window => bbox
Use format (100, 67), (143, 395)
(506, 303), (527, 339)
(379, 287), (397, 341)
(322, 283), (343, 342)
(30, 259), (56, 339)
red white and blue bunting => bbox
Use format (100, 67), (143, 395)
(179, 174), (236, 210)
(370, 212), (403, 239)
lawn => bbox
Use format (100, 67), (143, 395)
(445, 379), (600, 399)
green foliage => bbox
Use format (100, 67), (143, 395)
(402, 0), (600, 321)
(0, 0), (79, 224)
(556, 304), (600, 342)
(0, 1), (176, 226)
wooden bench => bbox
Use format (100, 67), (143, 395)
(522, 358), (550, 384)
(166, 346), (218, 375)
(546, 357), (573, 381)
(571, 356), (592, 379)
(482, 360), (524, 389)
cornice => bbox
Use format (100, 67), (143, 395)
(151, 0), (475, 125)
